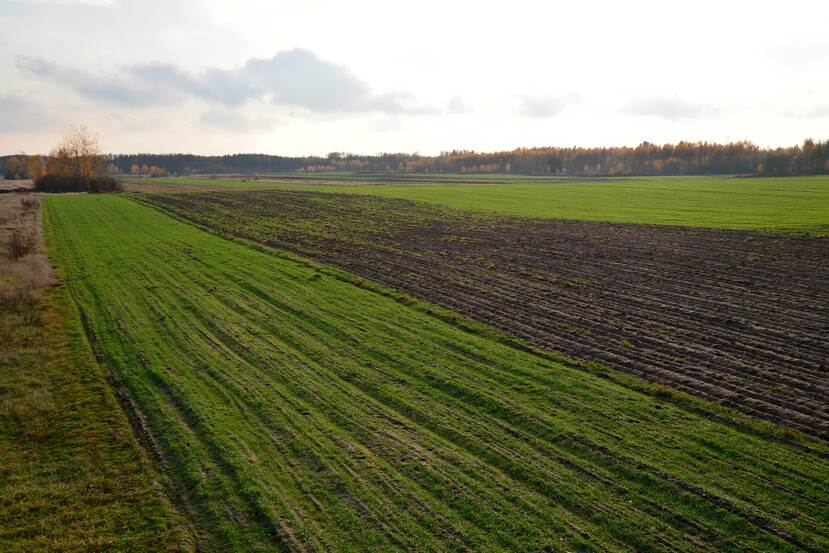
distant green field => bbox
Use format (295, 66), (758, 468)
(145, 175), (829, 233)
(44, 194), (829, 552)
(262, 171), (595, 185)
(338, 176), (829, 233)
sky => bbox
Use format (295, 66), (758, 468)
(0, 0), (827, 156)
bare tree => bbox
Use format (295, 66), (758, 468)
(51, 125), (104, 178)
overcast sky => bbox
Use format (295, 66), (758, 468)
(1, 0), (827, 155)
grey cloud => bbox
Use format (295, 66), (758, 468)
(244, 50), (433, 114)
(245, 49), (368, 111)
(18, 49), (432, 114)
(18, 56), (181, 106)
(127, 63), (262, 107)
(518, 94), (579, 118)
(622, 97), (723, 121)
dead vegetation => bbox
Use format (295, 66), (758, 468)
(0, 193), (54, 286)
(5, 230), (36, 260)
(0, 193), (57, 437)
(20, 197), (39, 211)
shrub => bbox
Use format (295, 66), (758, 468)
(0, 285), (37, 321)
(6, 230), (35, 260)
(20, 198), (40, 210)
(651, 384), (681, 399)
(33, 174), (120, 193)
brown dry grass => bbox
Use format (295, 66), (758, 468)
(0, 193), (58, 439)
(0, 193), (56, 290)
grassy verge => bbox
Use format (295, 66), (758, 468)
(43, 194), (828, 552)
(0, 194), (190, 552)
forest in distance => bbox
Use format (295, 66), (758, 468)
(3, 138), (829, 179)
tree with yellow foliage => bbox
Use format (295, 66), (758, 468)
(51, 125), (104, 178)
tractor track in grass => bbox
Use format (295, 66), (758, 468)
(45, 195), (829, 551)
(141, 190), (829, 438)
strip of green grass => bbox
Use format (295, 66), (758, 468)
(260, 172), (595, 184)
(333, 175), (829, 233)
(44, 194), (828, 552)
(0, 276), (190, 551)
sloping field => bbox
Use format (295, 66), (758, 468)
(45, 194), (829, 552)
(141, 190), (829, 437)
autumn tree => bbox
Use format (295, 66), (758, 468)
(26, 155), (46, 178)
(32, 126), (119, 193)
(3, 156), (23, 179)
(51, 125), (104, 178)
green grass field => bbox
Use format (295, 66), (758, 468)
(43, 194), (829, 552)
(143, 175), (829, 233)
(261, 172), (597, 185)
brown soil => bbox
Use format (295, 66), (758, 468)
(143, 190), (829, 438)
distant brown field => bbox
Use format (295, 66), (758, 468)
(0, 178), (33, 192)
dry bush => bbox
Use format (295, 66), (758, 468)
(34, 174), (120, 193)
(651, 383), (682, 400)
(0, 284), (37, 318)
(6, 230), (36, 260)
(20, 197), (40, 211)
(25, 255), (57, 290)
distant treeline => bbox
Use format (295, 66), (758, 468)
(3, 139), (828, 178)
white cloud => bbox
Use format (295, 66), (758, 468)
(519, 94), (580, 118)
(622, 98), (724, 122)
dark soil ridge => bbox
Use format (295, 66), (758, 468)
(143, 190), (829, 439)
